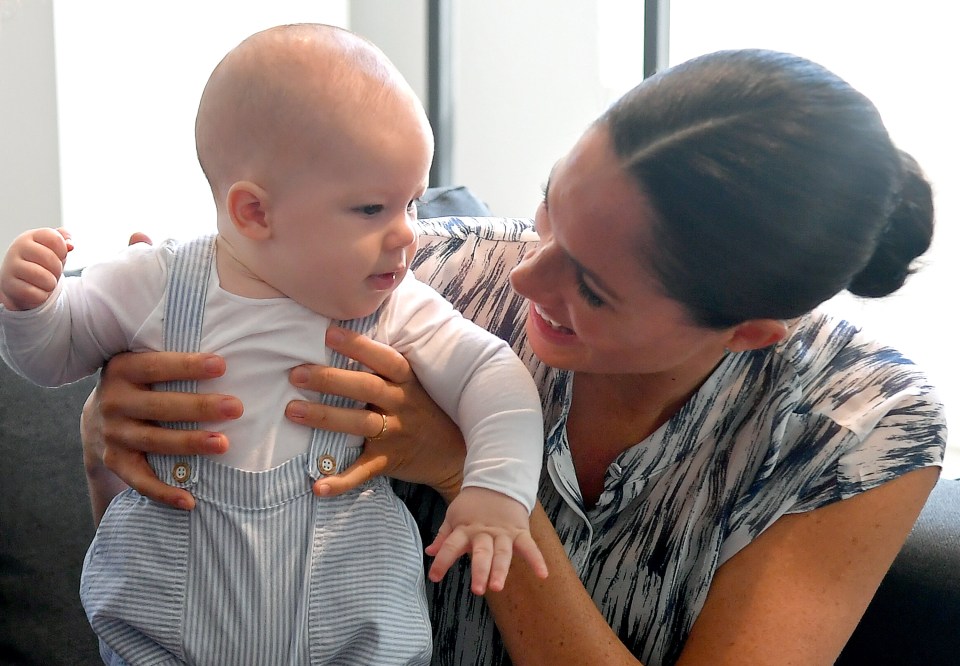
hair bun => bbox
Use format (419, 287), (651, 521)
(847, 150), (934, 298)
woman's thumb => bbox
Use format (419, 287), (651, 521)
(313, 450), (389, 497)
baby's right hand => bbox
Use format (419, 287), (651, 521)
(0, 227), (73, 311)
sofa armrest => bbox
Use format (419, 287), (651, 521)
(0, 362), (101, 663)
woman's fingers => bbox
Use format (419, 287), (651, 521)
(102, 390), (242, 433)
(103, 350), (225, 386)
(285, 397), (387, 438)
(325, 325), (415, 384)
(103, 445), (196, 510)
(98, 351), (240, 425)
(82, 351), (242, 512)
(312, 448), (390, 497)
(103, 418), (230, 456)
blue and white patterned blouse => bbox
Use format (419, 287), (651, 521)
(401, 216), (947, 666)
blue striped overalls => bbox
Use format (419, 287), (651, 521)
(80, 236), (432, 665)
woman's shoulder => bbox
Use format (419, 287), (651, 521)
(771, 310), (942, 428)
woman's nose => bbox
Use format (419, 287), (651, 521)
(510, 242), (560, 298)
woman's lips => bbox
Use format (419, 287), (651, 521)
(533, 303), (574, 335)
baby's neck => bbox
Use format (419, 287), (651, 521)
(214, 235), (284, 299)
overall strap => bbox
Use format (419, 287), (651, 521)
(305, 311), (381, 481)
(150, 234), (216, 490)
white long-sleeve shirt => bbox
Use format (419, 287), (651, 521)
(0, 237), (543, 510)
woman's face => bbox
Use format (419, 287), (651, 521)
(509, 125), (732, 377)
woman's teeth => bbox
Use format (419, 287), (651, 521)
(535, 304), (567, 330)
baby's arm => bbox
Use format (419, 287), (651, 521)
(0, 227), (72, 311)
(384, 274), (547, 593)
(1, 237), (166, 387)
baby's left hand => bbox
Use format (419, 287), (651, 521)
(425, 486), (548, 595)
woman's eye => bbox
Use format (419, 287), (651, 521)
(356, 204), (384, 216)
(407, 198), (423, 212)
(577, 276), (605, 308)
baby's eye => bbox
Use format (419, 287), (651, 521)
(355, 204), (384, 216)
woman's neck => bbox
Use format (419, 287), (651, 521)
(565, 360), (722, 508)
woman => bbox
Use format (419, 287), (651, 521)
(82, 49), (945, 665)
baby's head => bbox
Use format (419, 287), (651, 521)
(195, 24), (434, 320)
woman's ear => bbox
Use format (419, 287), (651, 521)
(725, 319), (788, 353)
(226, 181), (271, 240)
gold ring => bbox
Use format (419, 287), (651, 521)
(369, 412), (388, 440)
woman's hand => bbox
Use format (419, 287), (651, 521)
(288, 325), (466, 503)
(81, 351), (242, 511)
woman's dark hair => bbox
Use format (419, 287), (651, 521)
(602, 49), (934, 328)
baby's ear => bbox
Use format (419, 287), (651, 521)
(227, 181), (271, 240)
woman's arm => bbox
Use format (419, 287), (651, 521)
(677, 465), (939, 665)
(485, 466), (938, 666)
(485, 504), (641, 665)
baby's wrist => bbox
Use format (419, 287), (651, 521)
(435, 472), (464, 506)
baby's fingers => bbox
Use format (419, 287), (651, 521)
(427, 527), (472, 585)
(467, 532), (496, 595)
(26, 227), (71, 264)
(424, 522), (451, 557)
(483, 533), (516, 594)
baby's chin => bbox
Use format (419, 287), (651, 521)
(313, 294), (392, 322)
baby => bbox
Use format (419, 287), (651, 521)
(0, 24), (545, 666)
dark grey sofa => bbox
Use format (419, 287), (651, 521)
(1, 186), (958, 665)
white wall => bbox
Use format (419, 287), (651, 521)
(0, 1), (349, 270)
(451, 2), (612, 218)
(53, 1), (350, 269)
(348, 0), (618, 219)
(349, 0), (427, 103)
(0, 0), (60, 254)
